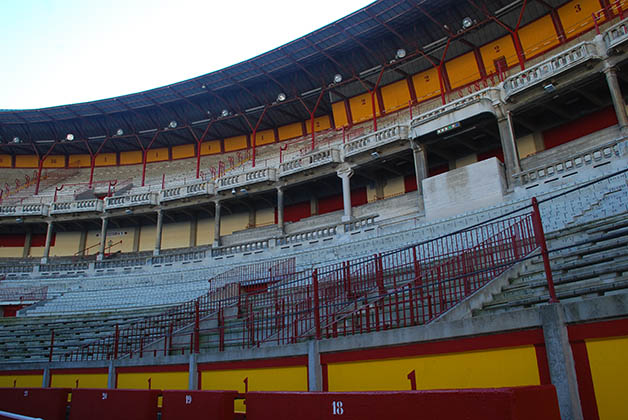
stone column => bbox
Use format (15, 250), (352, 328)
(153, 210), (163, 256)
(22, 230), (32, 258)
(337, 165), (354, 222)
(97, 217), (108, 261)
(189, 214), (198, 248)
(604, 66), (628, 135)
(540, 304), (584, 420)
(277, 187), (285, 232)
(188, 353), (198, 390)
(213, 200), (221, 247)
(78, 230), (87, 257)
(41, 367), (51, 388)
(41, 221), (54, 264)
(107, 360), (116, 389)
(496, 110), (522, 179)
(307, 340), (322, 392)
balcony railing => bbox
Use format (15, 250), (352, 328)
(216, 168), (277, 192)
(604, 18), (628, 51)
(160, 181), (215, 203)
(0, 204), (49, 217)
(279, 148), (342, 177)
(50, 199), (104, 215)
(503, 42), (601, 99)
(411, 88), (501, 127)
(343, 125), (409, 158)
(105, 192), (159, 210)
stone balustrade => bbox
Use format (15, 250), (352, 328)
(50, 199), (104, 215)
(278, 225), (337, 246)
(39, 261), (90, 273)
(0, 204), (49, 217)
(604, 18), (628, 51)
(513, 139), (622, 186)
(104, 192), (159, 210)
(151, 249), (208, 265)
(216, 167), (277, 192)
(160, 181), (215, 202)
(411, 88), (501, 127)
(94, 256), (148, 270)
(279, 148), (341, 177)
(503, 42), (601, 99)
(343, 125), (409, 158)
(212, 240), (270, 257)
(344, 214), (378, 232)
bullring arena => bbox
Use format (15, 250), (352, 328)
(0, 0), (627, 419)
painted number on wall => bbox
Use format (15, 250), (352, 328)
(185, 395), (192, 404)
(101, 392), (108, 400)
(574, 3), (582, 12)
(332, 401), (344, 415)
(23, 390), (29, 397)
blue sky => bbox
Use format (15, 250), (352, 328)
(0, 0), (372, 110)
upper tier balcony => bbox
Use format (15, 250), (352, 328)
(104, 192), (159, 210)
(604, 18), (628, 52)
(160, 180), (215, 203)
(0, 203), (49, 218)
(343, 124), (410, 159)
(216, 167), (277, 192)
(279, 148), (342, 178)
(50, 199), (104, 215)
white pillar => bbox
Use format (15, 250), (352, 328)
(153, 210), (163, 256)
(497, 110), (521, 180)
(337, 166), (354, 222)
(213, 200), (221, 247)
(604, 66), (628, 135)
(410, 140), (428, 212)
(277, 187), (285, 232)
(97, 217), (108, 261)
(41, 221), (54, 264)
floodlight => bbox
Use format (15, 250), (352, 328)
(168, 121), (178, 129)
(12, 137), (21, 144)
(462, 17), (474, 29)
(333, 74), (343, 84)
(231, 188), (236, 194)
(371, 151), (380, 158)
(221, 109), (230, 117)
(277, 92), (287, 102)
(66, 133), (74, 141)
(116, 128), (124, 136)
(396, 49), (406, 59)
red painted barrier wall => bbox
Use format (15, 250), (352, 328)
(161, 390), (238, 420)
(0, 387), (70, 420)
(246, 386), (560, 420)
(543, 106), (617, 150)
(69, 388), (160, 420)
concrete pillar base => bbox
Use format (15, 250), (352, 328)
(188, 353), (198, 390)
(42, 367), (51, 388)
(40, 257), (48, 264)
(153, 249), (160, 256)
(107, 360), (116, 389)
(308, 340), (322, 392)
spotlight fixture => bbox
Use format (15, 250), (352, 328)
(462, 17), (474, 29)
(15, 217), (23, 223)
(396, 49), (406, 59)
(231, 188), (236, 195)
(240, 187), (247, 193)
(12, 137), (21, 144)
(436, 122), (461, 135)
(543, 83), (556, 93)
(168, 121), (178, 129)
(277, 92), (287, 102)
(221, 109), (230, 117)
(66, 133), (74, 141)
(333, 73), (343, 84)
(201, 84), (207, 89)
(371, 151), (380, 158)
(116, 128), (124, 136)
(125, 209), (133, 215)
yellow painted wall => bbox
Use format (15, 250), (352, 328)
(0, 155), (13, 168)
(95, 153), (117, 166)
(15, 155), (39, 168)
(139, 226), (156, 252)
(51, 231), (81, 257)
(446, 52), (481, 89)
(381, 80), (411, 113)
(201, 366), (307, 412)
(305, 116), (332, 134)
(366, 184), (378, 203)
(586, 336), (628, 420)
(255, 129), (275, 146)
(517, 134), (538, 159)
(349, 93), (381, 124)
(146, 147), (169, 163)
(51, 373), (108, 389)
(224, 136), (247, 152)
(220, 213), (248, 236)
(200, 140), (222, 155)
(480, 35), (518, 74)
(117, 371), (188, 390)
(196, 217), (214, 246)
(84, 228), (135, 255)
(255, 207), (275, 227)
(383, 176), (405, 198)
(0, 248), (23, 258)
(332, 102), (349, 128)
(558, 0), (599, 37)
(120, 150), (142, 165)
(327, 345), (540, 391)
(455, 154), (478, 169)
(68, 154), (92, 168)
(412, 67), (442, 102)
(42, 155), (65, 168)
(519, 15), (560, 58)
(0, 374), (42, 388)
(172, 144), (195, 160)
(611, 0), (628, 14)
(162, 221), (191, 249)
(279, 122), (303, 140)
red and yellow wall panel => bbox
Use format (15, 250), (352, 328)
(0, 155), (12, 168)
(349, 93), (381, 124)
(0, 372), (42, 388)
(200, 140), (222, 156)
(446, 52), (481, 89)
(278, 122), (304, 141)
(172, 144), (195, 160)
(480, 35), (519, 74)
(42, 155), (65, 168)
(116, 370), (188, 391)
(585, 336), (628, 420)
(95, 153), (116, 166)
(558, 0), (600, 38)
(68, 154), (91, 168)
(224, 135), (247, 152)
(412, 67), (442, 102)
(518, 15), (560, 59)
(332, 102), (350, 128)
(255, 129), (275, 146)
(611, 0), (628, 14)
(381, 80), (411, 113)
(305, 116), (332, 133)
(50, 369), (108, 389)
(14, 155), (39, 168)
(120, 150), (142, 165)
(146, 147), (169, 163)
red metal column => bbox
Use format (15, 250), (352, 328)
(139, 132), (160, 187)
(531, 198), (558, 303)
(312, 269), (321, 340)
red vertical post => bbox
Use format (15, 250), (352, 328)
(593, 13), (601, 35)
(113, 324), (119, 359)
(194, 300), (200, 353)
(34, 160), (44, 195)
(312, 269), (321, 340)
(531, 198), (559, 303)
(218, 305), (225, 352)
(48, 329), (55, 362)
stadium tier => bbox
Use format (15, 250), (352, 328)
(1, 1), (628, 419)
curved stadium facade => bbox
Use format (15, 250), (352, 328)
(0, 0), (627, 419)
